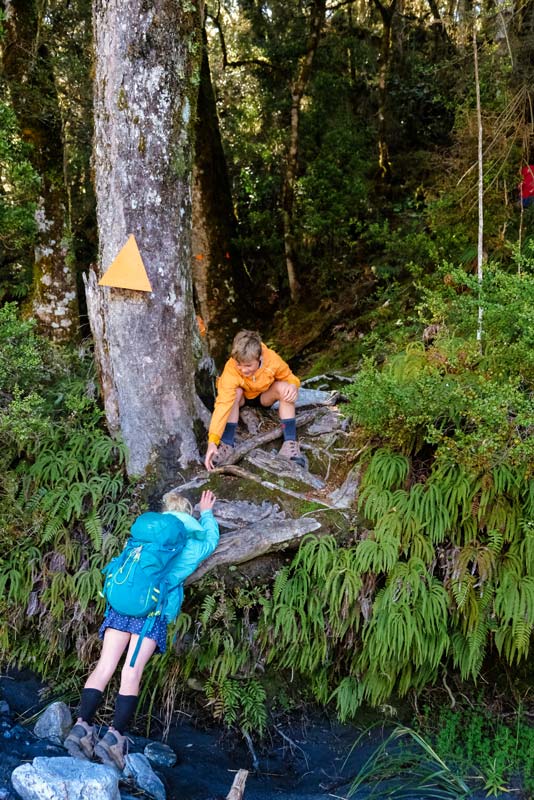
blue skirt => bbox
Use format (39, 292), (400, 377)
(99, 609), (168, 655)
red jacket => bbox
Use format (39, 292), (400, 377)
(520, 165), (534, 200)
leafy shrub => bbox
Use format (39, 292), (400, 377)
(424, 705), (534, 796)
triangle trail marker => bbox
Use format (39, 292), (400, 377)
(98, 234), (152, 292)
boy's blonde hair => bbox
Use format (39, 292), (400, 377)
(161, 490), (193, 515)
(231, 330), (262, 363)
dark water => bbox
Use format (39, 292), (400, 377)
(0, 670), (511, 800)
(0, 669), (375, 800)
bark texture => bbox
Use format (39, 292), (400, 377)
(87, 0), (204, 477)
(2, 0), (79, 341)
(186, 516), (322, 584)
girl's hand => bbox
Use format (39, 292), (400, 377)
(199, 489), (216, 512)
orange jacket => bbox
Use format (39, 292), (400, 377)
(208, 343), (300, 445)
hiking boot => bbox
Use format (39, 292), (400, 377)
(278, 439), (308, 469)
(94, 729), (128, 771)
(212, 442), (235, 467)
(64, 720), (95, 760)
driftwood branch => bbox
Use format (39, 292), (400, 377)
(186, 515), (322, 584)
(226, 769), (249, 800)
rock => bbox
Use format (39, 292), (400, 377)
(329, 466), (360, 508)
(123, 752), (165, 800)
(0, 702), (10, 717)
(306, 409), (345, 436)
(4, 725), (30, 743)
(33, 702), (72, 745)
(11, 756), (120, 800)
(144, 741), (177, 767)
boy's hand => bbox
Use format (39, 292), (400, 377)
(204, 442), (218, 471)
(199, 489), (216, 512)
(280, 382), (298, 403)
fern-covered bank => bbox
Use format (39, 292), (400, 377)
(2, 259), (534, 793)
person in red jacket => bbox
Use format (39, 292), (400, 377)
(519, 165), (534, 208)
(204, 330), (305, 471)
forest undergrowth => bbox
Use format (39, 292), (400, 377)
(2, 245), (534, 796)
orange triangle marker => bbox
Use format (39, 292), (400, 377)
(98, 234), (152, 292)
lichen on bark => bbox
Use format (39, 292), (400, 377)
(87, 0), (206, 477)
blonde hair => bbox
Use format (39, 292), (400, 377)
(231, 330), (262, 363)
(161, 490), (193, 515)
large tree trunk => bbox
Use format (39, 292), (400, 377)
(86, 0), (206, 478)
(1, 0), (79, 341)
(192, 27), (248, 369)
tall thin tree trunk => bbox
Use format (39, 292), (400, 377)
(372, 0), (397, 180)
(86, 0), (206, 478)
(2, 0), (79, 341)
(473, 28), (484, 343)
(282, 0), (326, 304)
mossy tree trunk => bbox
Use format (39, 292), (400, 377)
(86, 0), (206, 478)
(1, 0), (79, 341)
(192, 27), (248, 370)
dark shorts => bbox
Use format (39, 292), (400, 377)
(244, 394), (273, 409)
(99, 609), (168, 654)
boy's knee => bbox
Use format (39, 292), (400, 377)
(235, 387), (244, 405)
(272, 381), (289, 397)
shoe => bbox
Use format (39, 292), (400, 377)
(94, 729), (127, 771)
(278, 439), (307, 469)
(64, 720), (95, 760)
(212, 442), (235, 467)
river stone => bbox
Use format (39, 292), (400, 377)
(144, 741), (177, 767)
(123, 752), (165, 800)
(0, 701), (10, 717)
(11, 756), (120, 800)
(33, 702), (72, 744)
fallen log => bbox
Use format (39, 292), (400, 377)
(186, 514), (322, 584)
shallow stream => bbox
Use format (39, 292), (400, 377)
(0, 670), (506, 800)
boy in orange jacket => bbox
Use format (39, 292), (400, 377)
(204, 330), (305, 471)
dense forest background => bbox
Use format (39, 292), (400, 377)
(1, 0), (534, 794)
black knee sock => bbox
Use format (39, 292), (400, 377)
(221, 421), (237, 446)
(79, 688), (103, 725)
(112, 694), (138, 734)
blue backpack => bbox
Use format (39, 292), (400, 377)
(101, 512), (187, 666)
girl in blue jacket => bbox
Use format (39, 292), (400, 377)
(64, 489), (219, 770)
